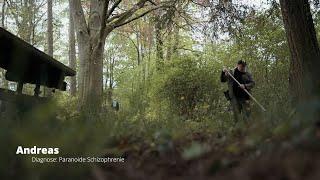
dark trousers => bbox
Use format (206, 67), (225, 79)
(231, 98), (251, 122)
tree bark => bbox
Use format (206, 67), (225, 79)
(71, 0), (108, 113)
(280, 0), (320, 123)
(68, 0), (77, 96)
(280, 0), (320, 104)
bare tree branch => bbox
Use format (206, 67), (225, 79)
(114, 5), (162, 28)
(110, 0), (149, 27)
(100, 0), (109, 39)
(147, 0), (157, 6)
(106, 0), (122, 20)
(108, 0), (172, 30)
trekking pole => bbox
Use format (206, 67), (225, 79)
(226, 71), (267, 112)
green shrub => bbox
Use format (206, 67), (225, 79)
(154, 57), (220, 120)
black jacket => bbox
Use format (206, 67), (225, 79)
(221, 68), (255, 100)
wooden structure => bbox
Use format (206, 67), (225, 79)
(0, 27), (75, 104)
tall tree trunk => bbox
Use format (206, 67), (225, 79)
(107, 56), (114, 102)
(280, 0), (320, 122)
(166, 27), (173, 61)
(71, 0), (108, 114)
(280, 0), (320, 104)
(154, 0), (164, 70)
(155, 17), (164, 70)
(1, 0), (8, 89)
(172, 26), (179, 58)
(76, 37), (106, 113)
(166, 26), (179, 61)
(1, 0), (5, 27)
(68, 0), (77, 96)
(47, 0), (53, 56)
(45, 0), (53, 96)
(77, 37), (106, 113)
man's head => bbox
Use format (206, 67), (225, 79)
(237, 60), (247, 72)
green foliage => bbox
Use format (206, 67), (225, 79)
(154, 57), (218, 119)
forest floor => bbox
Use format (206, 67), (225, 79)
(92, 124), (320, 180)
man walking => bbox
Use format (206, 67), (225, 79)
(221, 60), (255, 121)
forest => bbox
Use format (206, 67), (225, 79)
(1, 0), (320, 179)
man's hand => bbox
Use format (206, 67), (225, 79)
(239, 84), (246, 89)
(223, 67), (229, 76)
(223, 67), (228, 72)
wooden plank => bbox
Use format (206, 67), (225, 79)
(0, 27), (76, 76)
(0, 27), (75, 91)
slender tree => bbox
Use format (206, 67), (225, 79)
(45, 0), (53, 96)
(47, 0), (53, 56)
(155, 14), (164, 70)
(68, 0), (77, 96)
(153, 0), (165, 70)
